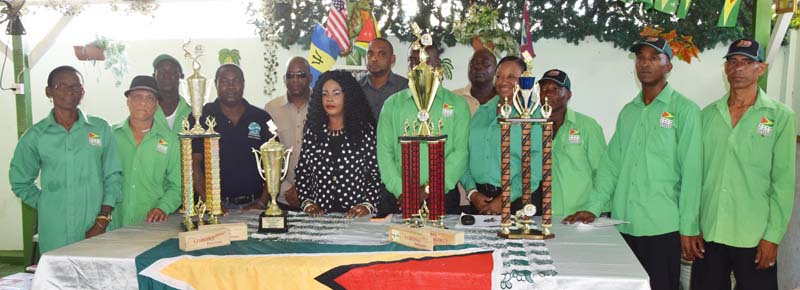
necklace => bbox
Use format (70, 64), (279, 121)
(327, 128), (344, 136)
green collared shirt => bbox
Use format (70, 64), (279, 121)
(700, 89), (796, 247)
(154, 96), (192, 134)
(9, 109), (122, 253)
(585, 83), (702, 237)
(377, 87), (470, 197)
(552, 109), (607, 216)
(111, 119), (182, 228)
(460, 96), (543, 202)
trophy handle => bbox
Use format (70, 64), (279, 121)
(251, 148), (266, 181)
(512, 83), (525, 116)
(280, 147), (293, 180)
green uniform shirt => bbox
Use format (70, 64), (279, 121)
(111, 119), (182, 228)
(552, 109), (607, 216)
(700, 89), (796, 247)
(377, 87), (470, 197)
(585, 83), (702, 237)
(460, 96), (543, 202)
(9, 109), (122, 253)
(154, 96), (192, 134)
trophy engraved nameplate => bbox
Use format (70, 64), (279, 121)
(253, 121), (292, 233)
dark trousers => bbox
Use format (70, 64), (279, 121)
(622, 231), (680, 290)
(377, 185), (465, 216)
(690, 241), (778, 290)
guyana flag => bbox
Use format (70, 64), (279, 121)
(347, 9), (381, 66)
(718, 0), (742, 27)
(654, 0), (679, 14)
(676, 0), (692, 18)
(137, 239), (496, 290)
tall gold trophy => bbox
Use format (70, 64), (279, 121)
(252, 123), (292, 233)
(497, 51), (555, 239)
(178, 41), (222, 230)
(399, 23), (448, 228)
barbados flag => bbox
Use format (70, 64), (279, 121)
(308, 24), (341, 86)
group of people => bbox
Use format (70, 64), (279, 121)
(8, 35), (794, 290)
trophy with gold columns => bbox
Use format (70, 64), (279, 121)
(178, 40), (222, 230)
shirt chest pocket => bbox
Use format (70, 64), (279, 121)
(742, 131), (774, 169)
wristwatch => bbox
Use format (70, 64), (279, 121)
(97, 211), (113, 222)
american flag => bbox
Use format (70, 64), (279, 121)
(326, 0), (350, 52)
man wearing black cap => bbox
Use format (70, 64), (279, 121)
(190, 64), (274, 211)
(691, 39), (796, 290)
(538, 69), (606, 217)
(112, 75), (181, 228)
(564, 37), (703, 290)
(152, 54), (192, 134)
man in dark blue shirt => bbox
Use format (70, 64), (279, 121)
(191, 64), (274, 211)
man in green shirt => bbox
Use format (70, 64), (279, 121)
(564, 37), (702, 290)
(152, 54), (192, 134)
(112, 76), (182, 228)
(538, 69), (607, 216)
(377, 43), (471, 215)
(9, 66), (122, 253)
(690, 39), (795, 290)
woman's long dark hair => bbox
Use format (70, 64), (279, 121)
(306, 70), (376, 142)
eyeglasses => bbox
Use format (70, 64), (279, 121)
(53, 83), (84, 93)
(285, 71), (308, 79)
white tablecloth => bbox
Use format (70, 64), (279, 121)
(33, 211), (649, 290)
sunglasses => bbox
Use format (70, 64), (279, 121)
(285, 71), (308, 79)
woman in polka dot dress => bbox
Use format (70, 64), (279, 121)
(295, 70), (381, 218)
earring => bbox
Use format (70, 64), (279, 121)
(48, 97), (53, 103)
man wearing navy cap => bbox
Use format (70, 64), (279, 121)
(565, 37), (703, 290)
(538, 69), (606, 217)
(152, 54), (192, 134)
(112, 76), (181, 227)
(691, 38), (795, 290)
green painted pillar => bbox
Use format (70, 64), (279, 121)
(10, 20), (35, 265)
(754, 0), (771, 90)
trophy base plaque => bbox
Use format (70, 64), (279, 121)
(258, 211), (288, 233)
(498, 229), (555, 240)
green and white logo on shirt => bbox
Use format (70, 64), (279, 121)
(88, 132), (102, 147)
(660, 111), (674, 129)
(156, 139), (169, 154)
(758, 117), (773, 137)
(568, 128), (581, 144)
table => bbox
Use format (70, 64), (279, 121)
(33, 211), (649, 290)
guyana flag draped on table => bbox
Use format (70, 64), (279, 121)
(136, 239), (497, 290)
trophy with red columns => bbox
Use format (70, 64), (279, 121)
(399, 23), (447, 228)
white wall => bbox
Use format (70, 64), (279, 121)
(0, 2), (795, 251)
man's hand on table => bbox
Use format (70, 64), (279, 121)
(480, 195), (503, 215)
(85, 219), (108, 238)
(146, 208), (168, 223)
(680, 234), (705, 261)
(562, 211), (596, 224)
(469, 191), (492, 214)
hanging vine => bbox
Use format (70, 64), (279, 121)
(253, 0), (756, 53)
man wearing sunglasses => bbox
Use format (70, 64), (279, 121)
(264, 57), (311, 211)
(359, 38), (408, 120)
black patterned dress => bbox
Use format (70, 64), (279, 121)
(295, 124), (381, 213)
